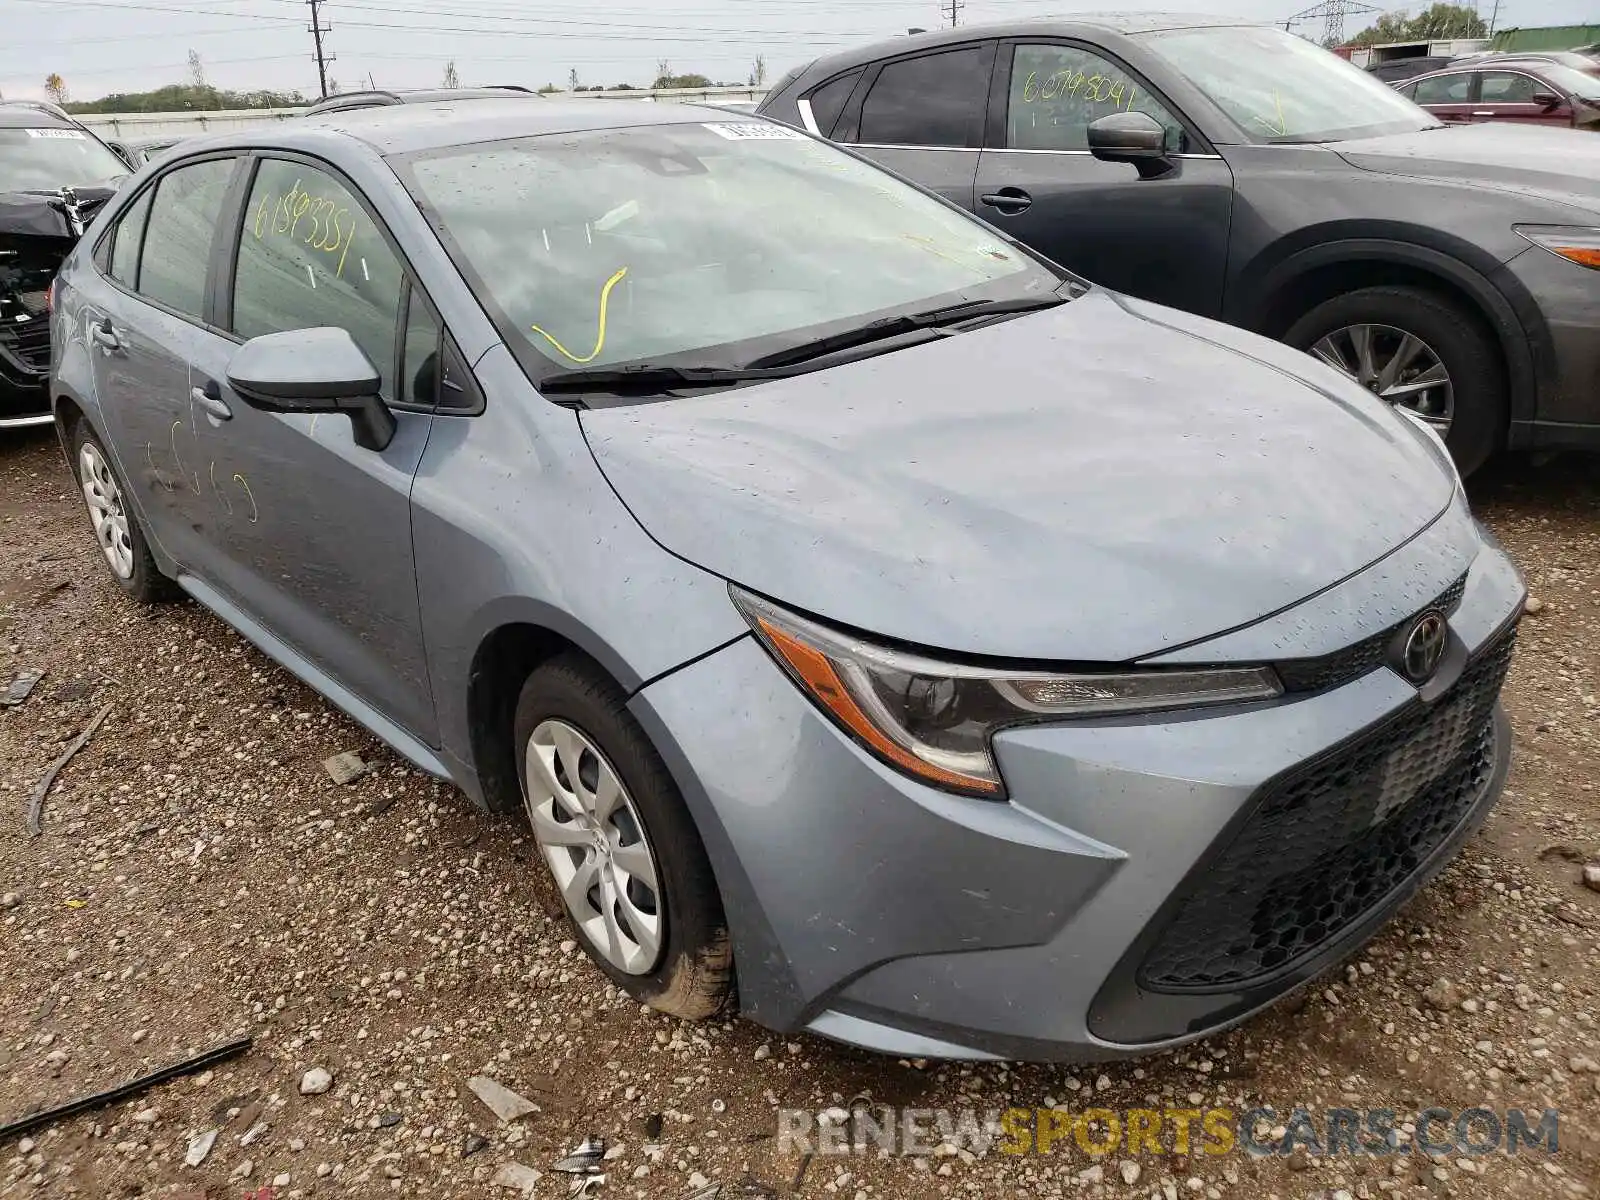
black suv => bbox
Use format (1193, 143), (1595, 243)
(760, 15), (1600, 473)
(1, 101), (128, 428)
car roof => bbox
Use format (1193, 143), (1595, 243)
(0, 101), (79, 130)
(303, 86), (536, 115)
(181, 98), (777, 158)
(785, 12), (1259, 80)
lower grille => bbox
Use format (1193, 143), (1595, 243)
(1139, 623), (1516, 992)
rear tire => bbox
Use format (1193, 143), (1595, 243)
(1284, 284), (1506, 477)
(69, 421), (180, 604)
(514, 652), (732, 1019)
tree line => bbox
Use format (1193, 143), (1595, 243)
(1348, 3), (1488, 47)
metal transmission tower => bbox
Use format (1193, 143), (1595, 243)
(308, 0), (336, 100)
(944, 0), (963, 28)
(1285, 0), (1378, 45)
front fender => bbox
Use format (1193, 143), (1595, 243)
(1227, 231), (1549, 429)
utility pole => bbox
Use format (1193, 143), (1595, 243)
(943, 0), (962, 28)
(1488, 0), (1502, 35)
(308, 0), (335, 100)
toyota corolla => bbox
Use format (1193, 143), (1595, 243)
(50, 101), (1524, 1060)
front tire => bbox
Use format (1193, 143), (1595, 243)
(1284, 284), (1506, 476)
(514, 653), (732, 1019)
(70, 421), (179, 603)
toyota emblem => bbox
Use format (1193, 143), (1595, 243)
(1402, 611), (1449, 684)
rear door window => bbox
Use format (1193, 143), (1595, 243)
(138, 157), (236, 320)
(857, 47), (991, 147)
(1412, 72), (1473, 104)
(805, 70), (862, 137)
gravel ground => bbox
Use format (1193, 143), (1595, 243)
(2, 426), (1598, 1200)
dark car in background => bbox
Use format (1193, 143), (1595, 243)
(1366, 55), (1457, 85)
(103, 133), (186, 167)
(759, 15), (1600, 473)
(1397, 56), (1600, 130)
(0, 101), (128, 428)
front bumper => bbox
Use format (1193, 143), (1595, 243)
(630, 531), (1525, 1062)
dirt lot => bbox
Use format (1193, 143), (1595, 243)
(2, 426), (1597, 1200)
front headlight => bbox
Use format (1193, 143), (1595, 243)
(1514, 225), (1600, 271)
(732, 588), (1282, 798)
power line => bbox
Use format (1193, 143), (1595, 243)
(308, 0), (334, 99)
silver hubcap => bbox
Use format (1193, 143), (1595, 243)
(524, 719), (663, 975)
(79, 442), (134, 580)
(1310, 323), (1454, 436)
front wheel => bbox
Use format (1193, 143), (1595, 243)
(514, 653), (732, 1019)
(1284, 284), (1506, 477)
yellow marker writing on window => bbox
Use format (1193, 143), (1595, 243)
(529, 266), (629, 365)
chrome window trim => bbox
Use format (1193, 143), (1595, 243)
(852, 142), (1223, 159)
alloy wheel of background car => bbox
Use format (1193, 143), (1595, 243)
(1285, 285), (1507, 477)
(524, 717), (663, 975)
(1308, 323), (1454, 437)
(78, 439), (134, 580)
(513, 653), (733, 1018)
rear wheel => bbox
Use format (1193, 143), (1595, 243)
(71, 421), (179, 603)
(514, 653), (732, 1018)
(1284, 284), (1506, 476)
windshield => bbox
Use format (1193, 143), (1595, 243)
(1542, 62), (1600, 103)
(1139, 25), (1437, 143)
(0, 127), (128, 191)
(397, 121), (1059, 385)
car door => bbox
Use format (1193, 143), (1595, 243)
(1473, 70), (1573, 126)
(831, 42), (995, 210)
(183, 154), (442, 743)
(86, 155), (242, 572)
(971, 40), (1234, 317)
(1407, 70), (1476, 122)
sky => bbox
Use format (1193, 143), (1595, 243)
(0, 0), (1590, 103)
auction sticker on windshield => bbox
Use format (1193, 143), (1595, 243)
(702, 122), (808, 140)
(25, 129), (87, 140)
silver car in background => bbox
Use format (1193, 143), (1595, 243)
(51, 101), (1524, 1060)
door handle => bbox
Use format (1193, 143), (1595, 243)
(980, 187), (1033, 214)
(1470, 111), (1495, 117)
(90, 320), (121, 352)
(191, 384), (232, 421)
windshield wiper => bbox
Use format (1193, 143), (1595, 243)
(743, 293), (1072, 370)
(538, 363), (791, 395)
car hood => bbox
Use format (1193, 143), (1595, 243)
(1335, 123), (1600, 212)
(580, 291), (1454, 662)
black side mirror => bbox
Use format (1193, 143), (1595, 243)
(227, 327), (396, 452)
(1087, 111), (1176, 179)
(1531, 89), (1563, 109)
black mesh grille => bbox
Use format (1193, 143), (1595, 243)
(1139, 623), (1516, 992)
(0, 317), (51, 373)
(1275, 574), (1469, 694)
